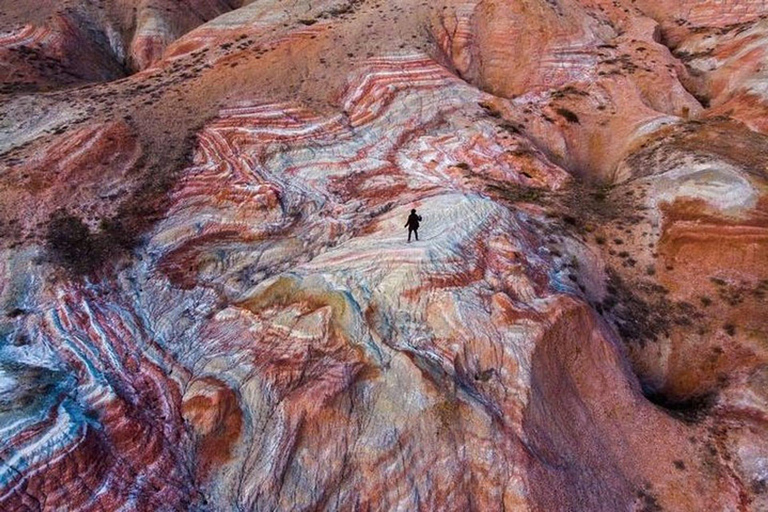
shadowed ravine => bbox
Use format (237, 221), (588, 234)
(0, 0), (767, 510)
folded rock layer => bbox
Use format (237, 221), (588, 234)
(0, 0), (767, 511)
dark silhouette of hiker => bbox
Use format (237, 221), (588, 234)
(405, 209), (422, 242)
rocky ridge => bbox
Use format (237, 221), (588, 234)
(0, 0), (767, 510)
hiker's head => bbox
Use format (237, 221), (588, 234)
(411, 209), (416, 213)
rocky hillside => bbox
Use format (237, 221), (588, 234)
(0, 0), (767, 510)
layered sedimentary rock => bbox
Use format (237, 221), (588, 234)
(1, 0), (767, 511)
(0, 0), (244, 93)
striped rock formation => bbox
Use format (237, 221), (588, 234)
(0, 0), (244, 93)
(1, 0), (767, 511)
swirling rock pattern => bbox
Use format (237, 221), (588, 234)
(1, 0), (767, 511)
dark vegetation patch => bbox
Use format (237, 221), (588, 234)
(555, 107), (580, 124)
(692, 93), (711, 109)
(7, 308), (26, 318)
(673, 48), (714, 63)
(454, 162), (471, 171)
(46, 212), (106, 275)
(478, 100), (503, 119)
(479, 173), (627, 226)
(485, 182), (548, 203)
(550, 85), (590, 100)
(752, 479), (768, 495)
(44, 131), (199, 277)
(623, 118), (768, 181)
(596, 269), (703, 346)
(45, 209), (141, 275)
(499, 121), (523, 135)
(598, 52), (645, 76)
(478, 101), (526, 136)
(709, 277), (768, 306)
(635, 486), (663, 512)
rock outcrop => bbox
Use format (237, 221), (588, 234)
(1, 0), (766, 510)
(0, 0), (244, 93)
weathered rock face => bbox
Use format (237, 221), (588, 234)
(1, 0), (767, 511)
(0, 0), (244, 92)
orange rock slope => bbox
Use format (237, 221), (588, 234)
(0, 0), (767, 510)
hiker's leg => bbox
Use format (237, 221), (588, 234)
(408, 229), (412, 242)
(415, 229), (418, 241)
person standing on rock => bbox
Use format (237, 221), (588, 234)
(405, 209), (422, 242)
